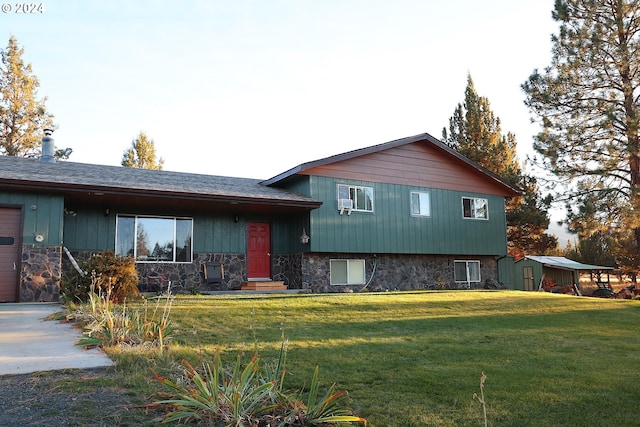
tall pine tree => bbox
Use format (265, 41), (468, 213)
(0, 36), (56, 157)
(522, 0), (640, 279)
(443, 74), (557, 258)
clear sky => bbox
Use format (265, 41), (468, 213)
(0, 0), (566, 242)
(1, 0), (558, 177)
(1, 0), (569, 239)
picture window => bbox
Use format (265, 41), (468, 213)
(116, 215), (193, 263)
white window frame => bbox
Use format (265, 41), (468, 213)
(410, 191), (431, 217)
(116, 214), (193, 263)
(462, 197), (488, 220)
(337, 184), (374, 213)
(454, 260), (481, 286)
(330, 259), (366, 285)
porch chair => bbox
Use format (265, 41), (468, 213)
(203, 263), (224, 285)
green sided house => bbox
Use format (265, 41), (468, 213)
(0, 132), (520, 302)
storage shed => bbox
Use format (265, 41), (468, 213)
(513, 256), (613, 291)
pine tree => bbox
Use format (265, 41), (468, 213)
(121, 131), (164, 170)
(443, 74), (557, 258)
(522, 0), (640, 278)
(0, 35), (57, 157)
(443, 75), (520, 182)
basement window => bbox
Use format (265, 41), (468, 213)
(330, 259), (366, 285)
(116, 215), (193, 263)
(454, 260), (481, 285)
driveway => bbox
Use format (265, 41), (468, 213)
(0, 303), (113, 375)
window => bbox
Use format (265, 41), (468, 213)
(116, 215), (193, 262)
(337, 184), (374, 212)
(0, 237), (14, 245)
(454, 260), (481, 285)
(462, 197), (488, 219)
(330, 259), (366, 285)
(411, 191), (431, 216)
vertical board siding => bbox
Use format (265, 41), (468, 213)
(62, 205), (309, 256)
(271, 218), (292, 255)
(0, 191), (63, 246)
(63, 209), (247, 254)
(194, 213), (308, 254)
(497, 256), (516, 288)
(513, 259), (544, 290)
(62, 207), (115, 251)
(271, 215), (310, 255)
(308, 176), (508, 255)
(193, 214), (245, 253)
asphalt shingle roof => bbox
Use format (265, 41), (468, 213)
(0, 155), (320, 207)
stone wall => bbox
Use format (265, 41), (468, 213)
(20, 246), (62, 302)
(300, 253), (498, 293)
(62, 251), (250, 294)
(135, 253), (301, 292)
(59, 250), (500, 295)
(142, 253), (249, 293)
(272, 254), (303, 289)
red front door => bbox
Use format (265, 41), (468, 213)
(247, 222), (271, 279)
(0, 207), (22, 302)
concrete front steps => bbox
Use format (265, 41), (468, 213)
(240, 281), (287, 291)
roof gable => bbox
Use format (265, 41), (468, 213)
(261, 133), (521, 196)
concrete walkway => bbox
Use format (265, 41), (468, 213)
(0, 303), (113, 376)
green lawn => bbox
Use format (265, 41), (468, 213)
(108, 291), (640, 426)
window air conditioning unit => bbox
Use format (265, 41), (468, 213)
(338, 198), (353, 215)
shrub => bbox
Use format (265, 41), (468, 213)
(62, 251), (140, 302)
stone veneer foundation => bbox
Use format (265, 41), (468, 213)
(20, 246), (62, 302)
(59, 250), (499, 296)
(62, 251), (252, 294)
(136, 253), (247, 293)
(299, 253), (498, 293)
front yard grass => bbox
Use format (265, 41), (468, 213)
(105, 290), (640, 426)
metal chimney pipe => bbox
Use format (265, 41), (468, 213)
(40, 128), (56, 163)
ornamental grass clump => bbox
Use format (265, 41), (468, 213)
(153, 338), (367, 426)
(69, 277), (174, 351)
(129, 291), (173, 350)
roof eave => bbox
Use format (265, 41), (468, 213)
(260, 165), (304, 186)
(542, 263), (614, 271)
(0, 178), (322, 210)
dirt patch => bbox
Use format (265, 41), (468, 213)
(0, 368), (157, 426)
